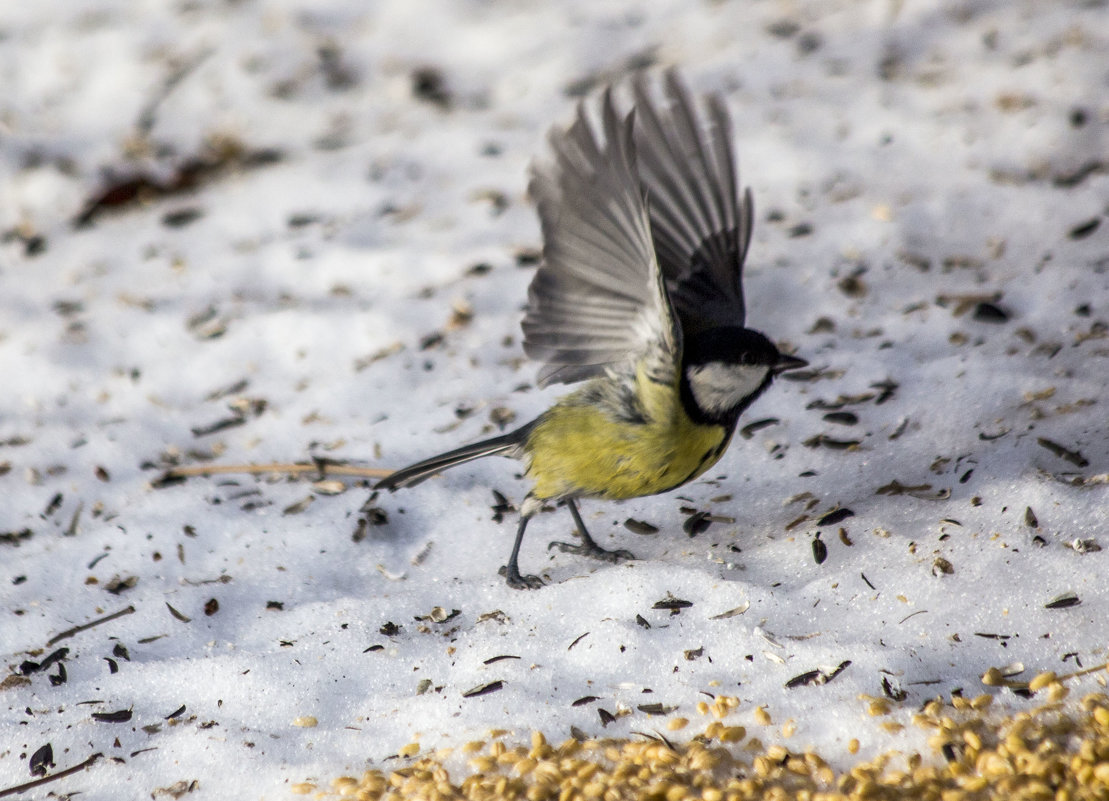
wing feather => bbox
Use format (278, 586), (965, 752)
(523, 89), (680, 388)
(630, 70), (751, 334)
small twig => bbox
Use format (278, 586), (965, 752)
(46, 605), (136, 647)
(0, 752), (102, 798)
(158, 462), (392, 481)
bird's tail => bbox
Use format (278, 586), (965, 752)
(375, 423), (533, 491)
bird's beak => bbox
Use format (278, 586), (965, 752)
(771, 354), (808, 375)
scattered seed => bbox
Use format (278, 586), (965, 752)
(932, 557), (954, 576)
(785, 670), (822, 689)
(871, 380), (899, 404)
(1068, 217), (1101, 239)
(1066, 538), (1102, 554)
(817, 508), (854, 526)
(29, 743), (53, 777)
(740, 418), (779, 439)
(165, 602), (190, 622)
(683, 511), (712, 537)
(482, 655), (520, 666)
(624, 518), (659, 535)
(652, 595), (693, 612)
(1045, 593), (1081, 609)
(710, 602), (750, 620)
(282, 496), (314, 515)
(803, 434), (861, 450)
(811, 534), (827, 565)
(462, 681), (504, 698)
(1036, 437), (1089, 467)
(973, 302), (1009, 323)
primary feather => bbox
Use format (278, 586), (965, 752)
(523, 89), (680, 389)
(522, 71), (754, 392)
(630, 70), (752, 336)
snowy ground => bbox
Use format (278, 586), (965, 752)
(2, 0), (1107, 798)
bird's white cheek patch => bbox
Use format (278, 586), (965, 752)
(687, 363), (770, 414)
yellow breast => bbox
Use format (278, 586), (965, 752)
(523, 369), (731, 501)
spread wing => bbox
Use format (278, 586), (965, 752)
(631, 70), (752, 336)
(523, 89), (680, 389)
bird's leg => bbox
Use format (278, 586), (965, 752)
(548, 498), (635, 563)
(498, 513), (545, 590)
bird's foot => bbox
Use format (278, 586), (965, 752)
(498, 564), (545, 590)
(548, 540), (635, 563)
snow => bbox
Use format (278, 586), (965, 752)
(1, 0), (1107, 798)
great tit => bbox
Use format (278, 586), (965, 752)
(376, 70), (807, 589)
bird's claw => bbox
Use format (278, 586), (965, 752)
(498, 564), (545, 590)
(548, 540), (635, 563)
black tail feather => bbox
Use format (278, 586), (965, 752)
(375, 424), (531, 491)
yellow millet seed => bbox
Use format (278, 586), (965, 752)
(754, 706), (772, 725)
(468, 756), (495, 773)
(766, 744), (789, 762)
(1029, 671), (1058, 691)
(581, 780), (605, 798)
(867, 699), (891, 717)
(1094, 707), (1109, 728)
(667, 717), (690, 731)
(971, 693), (994, 711)
(981, 667), (1004, 686)
(923, 699), (945, 717)
(665, 784), (688, 801)
(1082, 692), (1109, 710)
(719, 726), (746, 743)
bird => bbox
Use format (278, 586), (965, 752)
(375, 70), (807, 589)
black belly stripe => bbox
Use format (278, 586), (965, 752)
(671, 434), (728, 491)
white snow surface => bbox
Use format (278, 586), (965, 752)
(2, 0), (1108, 798)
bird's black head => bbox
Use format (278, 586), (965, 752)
(679, 327), (806, 427)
